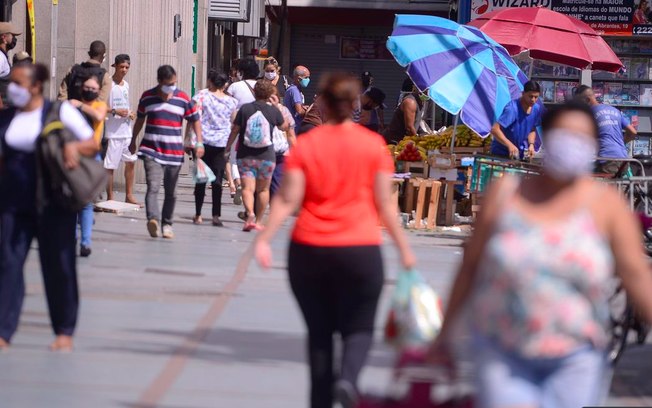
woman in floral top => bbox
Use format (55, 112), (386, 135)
(430, 102), (652, 408)
(188, 69), (237, 226)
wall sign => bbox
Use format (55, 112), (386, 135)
(340, 37), (393, 60)
(470, 0), (652, 36)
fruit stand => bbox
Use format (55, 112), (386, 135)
(389, 125), (492, 228)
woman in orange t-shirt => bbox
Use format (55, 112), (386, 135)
(255, 73), (415, 408)
(69, 75), (108, 257)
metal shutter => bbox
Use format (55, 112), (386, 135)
(290, 25), (408, 124)
(208, 0), (251, 21)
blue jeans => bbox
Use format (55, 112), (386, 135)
(78, 203), (93, 247)
(474, 337), (608, 408)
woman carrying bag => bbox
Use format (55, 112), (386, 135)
(0, 62), (97, 351)
(254, 72), (415, 408)
(187, 69), (238, 226)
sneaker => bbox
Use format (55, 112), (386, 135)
(212, 217), (224, 227)
(233, 187), (242, 205)
(79, 245), (92, 257)
(147, 219), (159, 238)
(162, 224), (174, 239)
(193, 215), (203, 225)
(237, 211), (248, 221)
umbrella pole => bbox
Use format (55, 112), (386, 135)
(528, 61), (533, 78)
(450, 114), (459, 153)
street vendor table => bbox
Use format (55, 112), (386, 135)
(470, 155), (543, 218)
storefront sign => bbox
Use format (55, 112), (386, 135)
(470, 0), (652, 35)
(340, 37), (393, 60)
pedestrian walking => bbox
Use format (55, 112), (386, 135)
(490, 80), (543, 160)
(574, 85), (638, 174)
(269, 86), (297, 198)
(58, 40), (112, 103)
(429, 102), (652, 408)
(129, 65), (203, 239)
(225, 80), (287, 231)
(187, 69), (237, 226)
(227, 58), (260, 207)
(69, 75), (108, 257)
(358, 71), (386, 133)
(104, 54), (140, 205)
(12, 50), (31, 65)
(284, 65), (310, 132)
(0, 62), (96, 351)
(255, 72), (416, 408)
(263, 56), (287, 99)
(0, 22), (21, 106)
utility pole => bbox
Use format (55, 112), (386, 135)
(50, 0), (58, 99)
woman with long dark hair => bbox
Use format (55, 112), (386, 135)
(188, 69), (238, 226)
(254, 72), (415, 408)
(0, 63), (97, 351)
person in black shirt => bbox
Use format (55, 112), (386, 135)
(226, 80), (288, 231)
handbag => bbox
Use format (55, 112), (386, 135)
(36, 101), (108, 212)
(272, 127), (289, 154)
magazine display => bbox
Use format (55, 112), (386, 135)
(622, 84), (641, 106)
(603, 82), (623, 105)
(632, 58), (649, 80)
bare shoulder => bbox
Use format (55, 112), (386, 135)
(588, 178), (634, 232)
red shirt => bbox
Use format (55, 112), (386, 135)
(284, 123), (394, 247)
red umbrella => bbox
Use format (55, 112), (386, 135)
(469, 7), (623, 73)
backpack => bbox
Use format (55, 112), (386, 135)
(243, 107), (273, 148)
(36, 101), (108, 212)
(66, 62), (106, 101)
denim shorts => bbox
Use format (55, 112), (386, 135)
(473, 336), (608, 408)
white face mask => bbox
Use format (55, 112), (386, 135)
(161, 84), (177, 94)
(543, 129), (597, 181)
(264, 71), (277, 81)
(7, 82), (31, 108)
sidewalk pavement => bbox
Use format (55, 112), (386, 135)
(0, 176), (649, 407)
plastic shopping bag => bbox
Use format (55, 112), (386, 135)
(384, 270), (444, 349)
(192, 158), (217, 184)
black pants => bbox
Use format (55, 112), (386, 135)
(270, 154), (285, 199)
(0, 206), (78, 342)
(194, 145), (227, 217)
(288, 242), (384, 408)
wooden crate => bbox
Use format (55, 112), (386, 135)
(406, 178), (442, 230)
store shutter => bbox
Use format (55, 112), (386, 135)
(208, 0), (251, 21)
(290, 25), (408, 124)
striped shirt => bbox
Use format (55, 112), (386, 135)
(136, 87), (199, 165)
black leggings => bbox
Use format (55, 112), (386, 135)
(194, 145), (227, 217)
(288, 242), (384, 408)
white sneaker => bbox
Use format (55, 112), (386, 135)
(162, 224), (174, 239)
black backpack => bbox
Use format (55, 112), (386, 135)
(66, 62), (106, 100)
(35, 101), (107, 212)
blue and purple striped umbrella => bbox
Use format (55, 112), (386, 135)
(387, 14), (530, 138)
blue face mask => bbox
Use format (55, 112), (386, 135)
(300, 77), (310, 88)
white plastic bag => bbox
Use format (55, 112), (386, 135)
(192, 158), (216, 184)
(384, 270), (444, 349)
